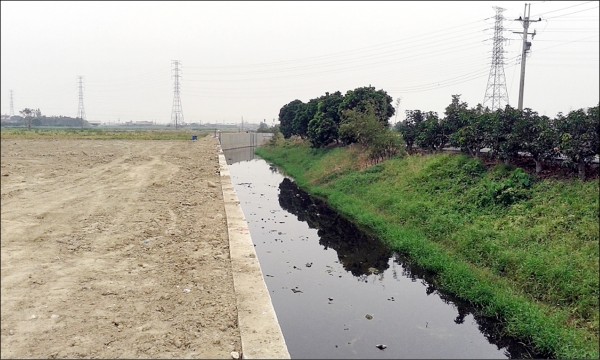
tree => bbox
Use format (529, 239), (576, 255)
(513, 108), (558, 174)
(339, 103), (405, 163)
(278, 99), (304, 138)
(555, 105), (600, 180)
(443, 95), (469, 148)
(257, 121), (270, 133)
(293, 100), (316, 138)
(415, 111), (443, 151)
(19, 108), (34, 130)
(450, 105), (493, 158)
(307, 101), (339, 148)
(395, 110), (425, 153)
(488, 105), (522, 164)
(318, 91), (344, 127)
(339, 104), (382, 147)
(338, 86), (394, 127)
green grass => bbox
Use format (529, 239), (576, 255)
(0, 128), (209, 140)
(256, 140), (600, 359)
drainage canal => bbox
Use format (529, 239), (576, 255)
(223, 147), (546, 359)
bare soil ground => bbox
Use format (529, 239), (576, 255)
(0, 137), (241, 358)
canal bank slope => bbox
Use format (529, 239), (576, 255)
(256, 140), (599, 359)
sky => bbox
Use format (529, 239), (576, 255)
(1, 1), (598, 125)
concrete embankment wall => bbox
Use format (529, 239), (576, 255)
(217, 141), (290, 359)
(218, 132), (273, 151)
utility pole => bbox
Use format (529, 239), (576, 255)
(483, 6), (509, 111)
(171, 60), (184, 129)
(9, 90), (14, 117)
(77, 76), (86, 127)
(514, 3), (541, 110)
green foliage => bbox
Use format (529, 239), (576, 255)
(513, 108), (559, 173)
(258, 144), (599, 358)
(408, 98), (599, 179)
(256, 121), (270, 133)
(307, 110), (338, 148)
(278, 99), (304, 138)
(487, 105), (522, 163)
(394, 109), (424, 153)
(293, 98), (318, 138)
(414, 111), (443, 151)
(443, 94), (469, 137)
(469, 166), (533, 207)
(339, 104), (382, 146)
(340, 104), (405, 162)
(338, 86), (394, 127)
(555, 105), (600, 180)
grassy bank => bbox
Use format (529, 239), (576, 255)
(256, 140), (599, 359)
(0, 128), (208, 140)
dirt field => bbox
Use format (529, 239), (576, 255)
(0, 137), (241, 358)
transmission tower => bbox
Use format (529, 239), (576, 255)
(171, 60), (184, 129)
(9, 90), (14, 117)
(483, 6), (510, 111)
(77, 76), (86, 125)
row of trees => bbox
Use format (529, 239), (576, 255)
(278, 86), (404, 163)
(278, 86), (394, 145)
(395, 95), (599, 179)
(8, 108), (89, 128)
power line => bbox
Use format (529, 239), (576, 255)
(532, 1), (595, 17)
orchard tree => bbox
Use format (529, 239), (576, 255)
(339, 103), (405, 163)
(290, 102), (308, 138)
(278, 99), (304, 138)
(415, 111), (443, 151)
(293, 98), (318, 138)
(442, 95), (470, 148)
(488, 105), (522, 164)
(555, 105), (600, 180)
(513, 108), (558, 174)
(451, 105), (493, 158)
(338, 86), (394, 127)
(395, 109), (426, 153)
(339, 104), (382, 147)
(307, 102), (339, 148)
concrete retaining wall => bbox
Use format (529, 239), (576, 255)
(218, 132), (273, 151)
(217, 142), (290, 359)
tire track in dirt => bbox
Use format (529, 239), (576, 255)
(1, 137), (241, 358)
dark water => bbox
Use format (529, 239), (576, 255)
(224, 147), (545, 359)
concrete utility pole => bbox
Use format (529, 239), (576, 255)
(514, 3), (541, 110)
(171, 60), (184, 129)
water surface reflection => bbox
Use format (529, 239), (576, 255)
(224, 147), (548, 359)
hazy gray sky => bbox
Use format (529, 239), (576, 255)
(1, 1), (598, 125)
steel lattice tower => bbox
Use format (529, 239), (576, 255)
(9, 90), (14, 117)
(77, 76), (86, 121)
(171, 60), (184, 128)
(483, 7), (510, 111)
